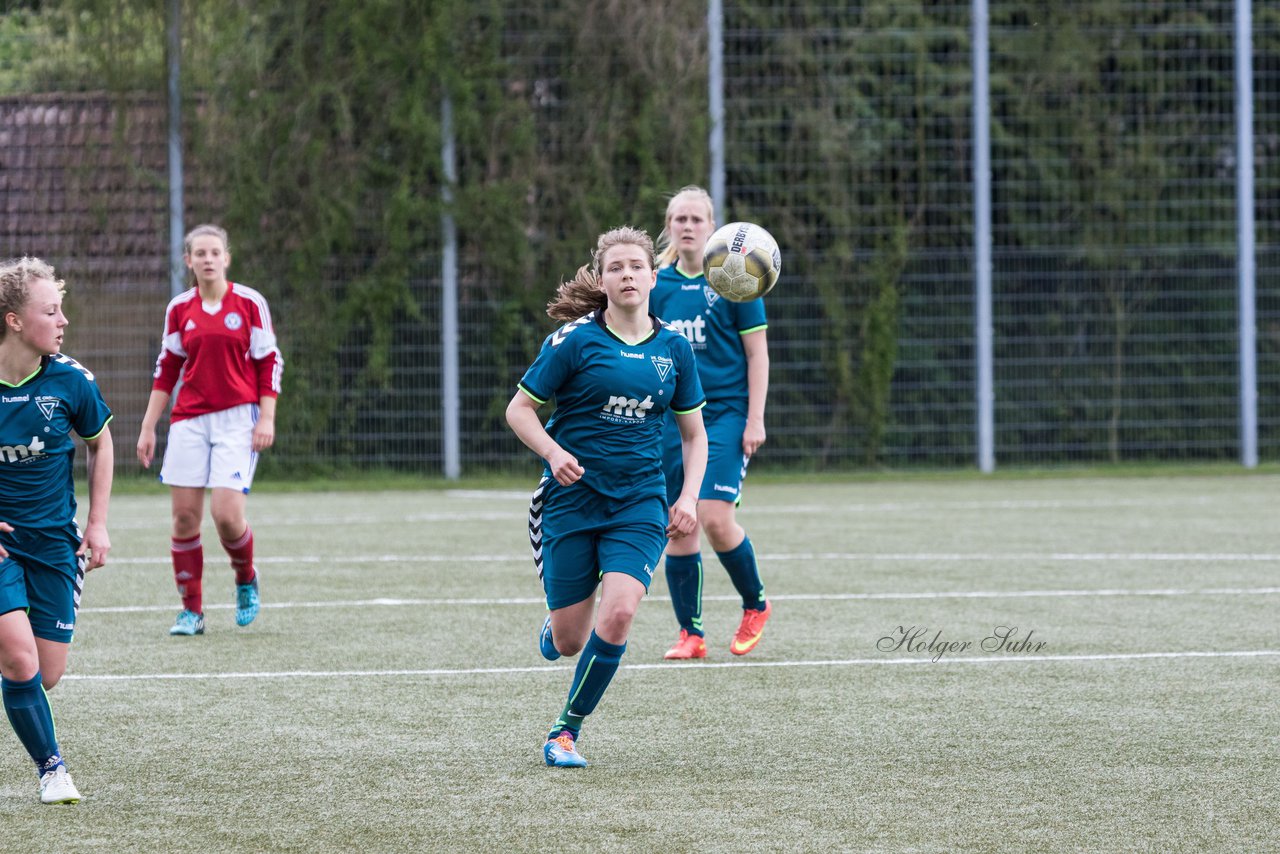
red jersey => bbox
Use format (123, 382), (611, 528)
(151, 282), (284, 423)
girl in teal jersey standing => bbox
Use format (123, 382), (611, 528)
(649, 186), (773, 660)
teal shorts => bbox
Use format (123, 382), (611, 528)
(528, 477), (666, 611)
(663, 400), (749, 505)
(0, 525), (84, 644)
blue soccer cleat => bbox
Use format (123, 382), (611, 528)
(539, 615), (560, 661)
(169, 609), (205, 636)
(235, 573), (260, 627)
(544, 733), (587, 768)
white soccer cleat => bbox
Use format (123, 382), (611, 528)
(39, 766), (81, 804)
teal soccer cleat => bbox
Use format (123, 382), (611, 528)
(169, 609), (205, 636)
(544, 733), (587, 768)
(539, 615), (560, 661)
(236, 573), (260, 626)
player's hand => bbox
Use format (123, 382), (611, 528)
(0, 520), (12, 559)
(77, 522), (110, 571)
(252, 418), (275, 452)
(136, 429), (156, 468)
(547, 448), (584, 486)
(743, 418), (766, 457)
(667, 496), (698, 539)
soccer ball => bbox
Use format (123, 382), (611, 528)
(703, 221), (782, 302)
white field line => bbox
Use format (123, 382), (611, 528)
(441, 491), (1219, 511)
(101, 494), (1221, 529)
(60, 648), (1280, 683)
(80, 585), (1280, 614)
(102, 551), (1280, 565)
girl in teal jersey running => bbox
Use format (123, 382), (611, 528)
(0, 258), (113, 804)
(507, 226), (708, 768)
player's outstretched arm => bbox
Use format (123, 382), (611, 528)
(253, 394), (277, 452)
(505, 391), (583, 486)
(136, 389), (171, 468)
(669, 408), (707, 539)
(742, 329), (769, 457)
(79, 426), (113, 570)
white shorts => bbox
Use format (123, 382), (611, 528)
(159, 403), (260, 492)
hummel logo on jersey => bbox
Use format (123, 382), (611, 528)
(651, 356), (674, 382)
(602, 394), (654, 420)
(184, 319), (197, 331)
(703, 286), (720, 307)
(619, 350), (643, 359)
(0, 435), (46, 463)
(36, 396), (61, 420)
(667, 315), (707, 345)
(1, 394), (29, 403)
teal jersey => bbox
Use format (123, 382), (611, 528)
(0, 354), (112, 529)
(517, 311), (705, 502)
(650, 262), (767, 411)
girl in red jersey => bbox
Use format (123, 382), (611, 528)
(136, 225), (283, 636)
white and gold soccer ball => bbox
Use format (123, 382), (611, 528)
(703, 221), (782, 302)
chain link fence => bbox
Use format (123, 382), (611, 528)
(2, 2), (1277, 474)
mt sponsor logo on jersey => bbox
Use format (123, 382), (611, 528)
(667, 315), (707, 346)
(600, 393), (654, 423)
(35, 395), (62, 421)
(0, 435), (46, 464)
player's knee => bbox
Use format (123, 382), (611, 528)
(555, 637), (586, 657)
(171, 507), (202, 537)
(212, 516), (245, 542)
(594, 604), (638, 642)
(0, 650), (39, 683)
(701, 514), (742, 550)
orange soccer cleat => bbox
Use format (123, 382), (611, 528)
(730, 600), (772, 656)
(663, 629), (707, 660)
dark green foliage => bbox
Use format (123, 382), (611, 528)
(186, 0), (711, 470)
(5, 0), (1279, 470)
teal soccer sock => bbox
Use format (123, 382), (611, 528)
(2, 673), (62, 772)
(717, 535), (766, 610)
(664, 553), (704, 636)
(551, 631), (626, 737)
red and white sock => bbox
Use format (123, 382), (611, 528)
(221, 525), (256, 586)
(171, 534), (204, 614)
